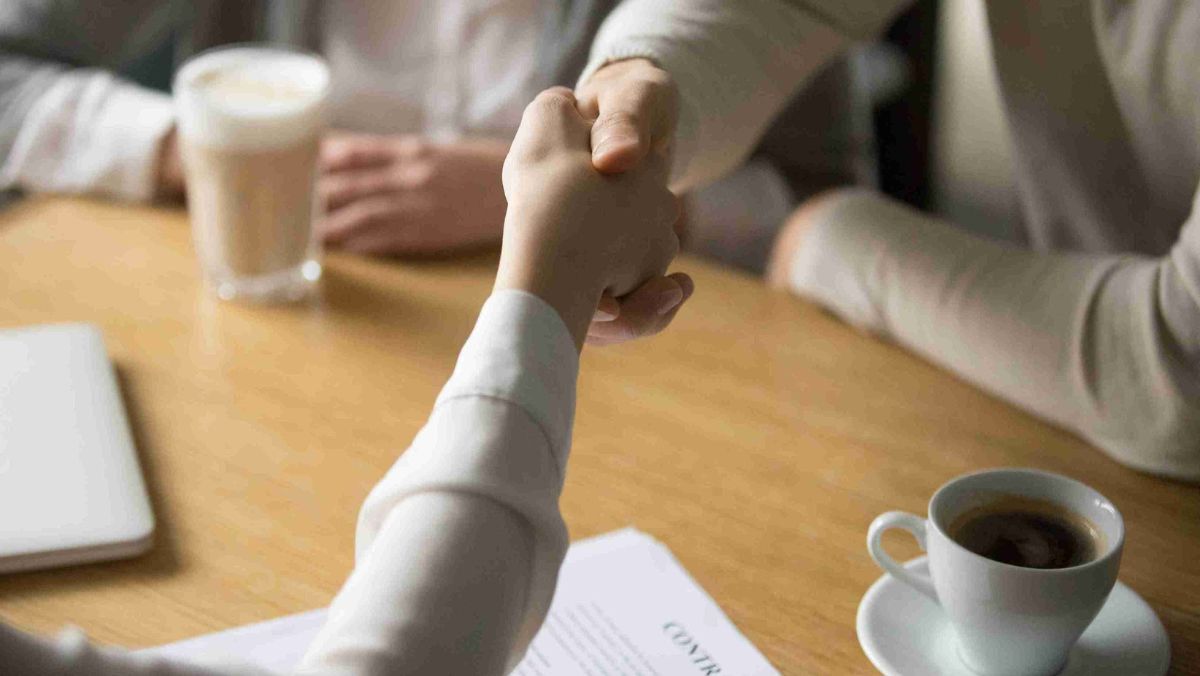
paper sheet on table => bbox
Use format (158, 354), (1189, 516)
(143, 528), (779, 675)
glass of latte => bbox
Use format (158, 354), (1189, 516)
(174, 46), (330, 302)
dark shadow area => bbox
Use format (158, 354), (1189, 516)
(316, 264), (421, 323)
(366, 242), (501, 264)
(316, 250), (497, 320)
(0, 189), (21, 213)
(875, 0), (939, 210)
(0, 364), (182, 601)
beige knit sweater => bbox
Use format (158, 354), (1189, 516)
(581, 0), (1200, 479)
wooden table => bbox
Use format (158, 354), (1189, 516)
(0, 197), (1197, 674)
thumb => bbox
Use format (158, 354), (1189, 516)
(591, 108), (649, 175)
(581, 60), (676, 174)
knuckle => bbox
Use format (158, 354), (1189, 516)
(391, 135), (427, 159)
(323, 147), (350, 166)
(398, 163), (434, 189)
(612, 318), (642, 343)
(507, 135), (545, 166)
(542, 85), (576, 100)
(501, 166), (515, 196)
(628, 79), (659, 102)
(534, 87), (576, 108)
(528, 91), (575, 118)
(642, 68), (675, 94)
(598, 109), (639, 132)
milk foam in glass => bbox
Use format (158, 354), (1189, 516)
(174, 46), (330, 302)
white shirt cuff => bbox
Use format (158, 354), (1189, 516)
(351, 290), (579, 660)
(356, 289), (579, 552)
(438, 289), (579, 458)
(0, 71), (174, 201)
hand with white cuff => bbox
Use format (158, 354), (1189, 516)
(494, 86), (687, 350)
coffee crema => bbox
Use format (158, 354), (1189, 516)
(946, 495), (1102, 569)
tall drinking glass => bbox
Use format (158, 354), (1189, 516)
(174, 46), (330, 302)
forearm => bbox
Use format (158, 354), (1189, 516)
(299, 291), (580, 674)
(0, 55), (63, 162)
(789, 190), (1200, 479)
(300, 90), (686, 672)
(494, 248), (600, 351)
(296, 494), (534, 675)
(578, 0), (907, 191)
(1, 291), (582, 676)
(0, 56), (174, 201)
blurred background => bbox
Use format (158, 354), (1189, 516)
(0, 0), (1023, 270)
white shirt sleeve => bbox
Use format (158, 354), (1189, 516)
(0, 70), (175, 202)
(576, 0), (908, 191)
(297, 289), (578, 674)
(787, 189), (1200, 480)
(0, 290), (581, 675)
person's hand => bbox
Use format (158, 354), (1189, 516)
(318, 132), (509, 255)
(575, 58), (693, 344)
(155, 127), (186, 201)
(495, 87), (691, 349)
(576, 58), (678, 174)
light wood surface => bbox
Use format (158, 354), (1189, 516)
(0, 197), (1197, 674)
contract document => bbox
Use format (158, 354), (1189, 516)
(144, 528), (779, 675)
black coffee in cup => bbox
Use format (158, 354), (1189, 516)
(947, 495), (1102, 569)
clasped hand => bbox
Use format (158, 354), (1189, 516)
(494, 86), (691, 349)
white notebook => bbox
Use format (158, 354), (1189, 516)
(146, 528), (779, 675)
(0, 323), (154, 573)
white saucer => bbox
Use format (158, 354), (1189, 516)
(856, 557), (1170, 676)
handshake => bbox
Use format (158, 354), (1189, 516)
(495, 70), (693, 351)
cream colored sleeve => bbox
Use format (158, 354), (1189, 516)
(0, 61), (174, 201)
(0, 291), (581, 676)
(787, 189), (1200, 480)
(576, 0), (909, 191)
(296, 290), (579, 675)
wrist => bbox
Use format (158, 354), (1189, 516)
(581, 57), (665, 93)
(494, 241), (604, 352)
(592, 57), (663, 79)
(155, 127), (186, 201)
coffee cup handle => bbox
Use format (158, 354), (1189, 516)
(868, 511), (938, 602)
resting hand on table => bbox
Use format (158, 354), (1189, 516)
(317, 132), (509, 255)
(495, 86), (687, 349)
(574, 58), (693, 345)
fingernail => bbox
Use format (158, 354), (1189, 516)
(655, 287), (684, 315)
(593, 127), (631, 158)
(678, 276), (695, 302)
(592, 133), (615, 157)
(593, 307), (618, 321)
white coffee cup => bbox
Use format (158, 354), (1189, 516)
(868, 468), (1124, 676)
